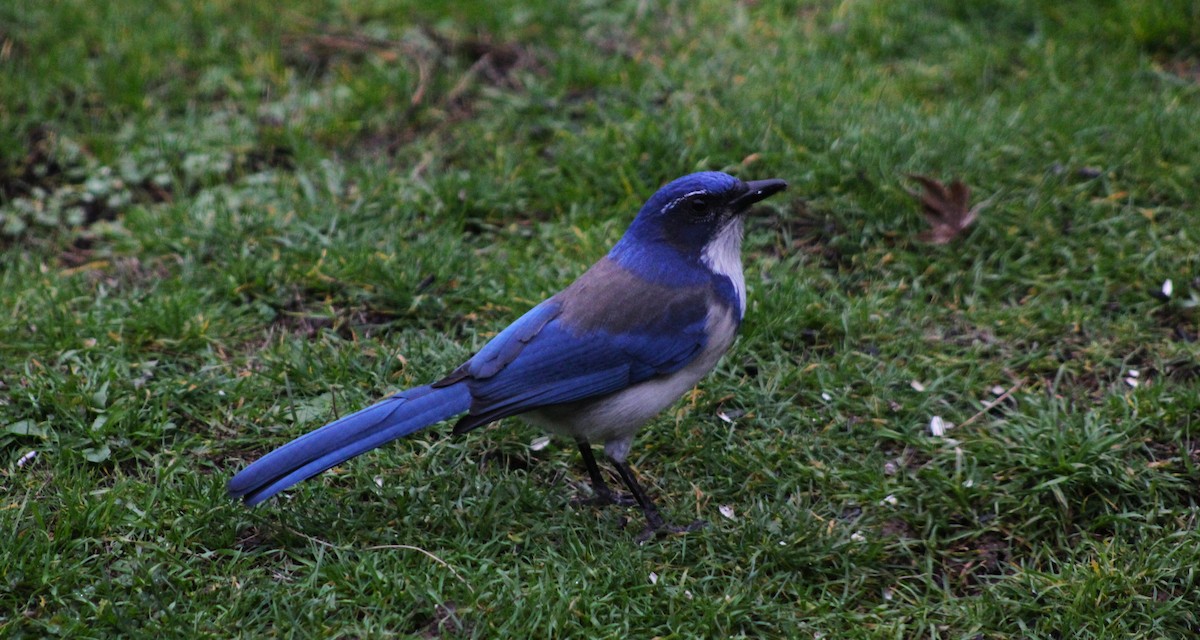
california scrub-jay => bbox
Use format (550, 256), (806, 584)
(228, 171), (787, 540)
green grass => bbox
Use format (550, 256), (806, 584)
(2, 0), (1199, 637)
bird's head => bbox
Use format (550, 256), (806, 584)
(614, 171), (788, 259)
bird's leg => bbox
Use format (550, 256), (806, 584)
(573, 442), (635, 507)
(609, 457), (707, 543)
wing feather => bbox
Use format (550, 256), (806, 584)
(447, 257), (714, 434)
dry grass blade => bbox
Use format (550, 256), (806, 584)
(907, 174), (985, 244)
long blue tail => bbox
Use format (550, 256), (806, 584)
(228, 383), (472, 506)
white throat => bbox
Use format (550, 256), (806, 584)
(701, 217), (746, 316)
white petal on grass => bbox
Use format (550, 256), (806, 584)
(1127, 369), (1140, 378)
(910, 380), (926, 392)
(991, 385), (1006, 396)
(929, 415), (948, 437)
(717, 408), (746, 423)
(820, 392), (832, 402)
(530, 436), (550, 451)
(1125, 377), (1139, 388)
(374, 476), (384, 488)
(1163, 279), (1173, 298)
(649, 572), (658, 585)
(880, 494), (898, 506)
(851, 531), (867, 543)
(719, 504), (737, 521)
(17, 450), (37, 468)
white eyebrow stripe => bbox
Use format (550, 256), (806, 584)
(664, 189), (711, 211)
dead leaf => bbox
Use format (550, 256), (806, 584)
(907, 174), (985, 244)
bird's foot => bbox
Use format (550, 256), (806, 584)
(572, 486), (637, 508)
(634, 519), (707, 544)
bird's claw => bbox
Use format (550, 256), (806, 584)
(572, 488), (637, 508)
(634, 519), (707, 544)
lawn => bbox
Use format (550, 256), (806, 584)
(2, 0), (1199, 637)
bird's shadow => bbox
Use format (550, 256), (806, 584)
(228, 439), (639, 552)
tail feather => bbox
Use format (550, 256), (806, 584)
(227, 383), (472, 506)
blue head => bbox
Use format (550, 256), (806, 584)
(612, 171), (788, 261)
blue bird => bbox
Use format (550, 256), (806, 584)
(228, 171), (787, 540)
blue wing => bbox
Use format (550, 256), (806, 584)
(438, 257), (715, 433)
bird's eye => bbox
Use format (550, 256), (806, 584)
(665, 192), (717, 218)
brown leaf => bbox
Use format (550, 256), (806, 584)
(907, 174), (984, 244)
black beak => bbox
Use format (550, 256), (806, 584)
(731, 178), (788, 210)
